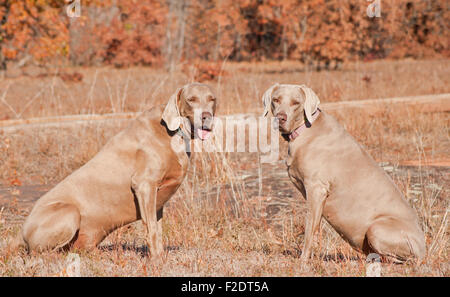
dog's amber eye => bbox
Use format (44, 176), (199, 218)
(208, 97), (216, 102)
(291, 100), (301, 106)
(188, 97), (198, 103)
(272, 98), (280, 104)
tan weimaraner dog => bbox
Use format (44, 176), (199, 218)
(15, 82), (217, 255)
(262, 83), (426, 263)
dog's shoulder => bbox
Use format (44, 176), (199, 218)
(136, 104), (165, 123)
(126, 105), (166, 134)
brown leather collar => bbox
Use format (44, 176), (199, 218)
(288, 108), (321, 141)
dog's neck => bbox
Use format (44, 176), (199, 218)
(287, 108), (321, 141)
(176, 126), (192, 157)
(162, 118), (192, 157)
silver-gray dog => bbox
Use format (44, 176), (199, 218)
(262, 83), (426, 263)
(14, 83), (216, 255)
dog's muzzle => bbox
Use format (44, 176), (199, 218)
(197, 112), (213, 140)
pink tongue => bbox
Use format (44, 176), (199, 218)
(197, 128), (211, 140)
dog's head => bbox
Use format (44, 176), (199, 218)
(262, 84), (320, 134)
(162, 83), (217, 140)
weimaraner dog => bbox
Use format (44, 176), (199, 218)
(15, 83), (216, 255)
(262, 83), (426, 263)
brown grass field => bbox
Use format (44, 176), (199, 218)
(0, 59), (448, 276)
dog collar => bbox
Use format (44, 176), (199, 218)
(176, 127), (191, 154)
(288, 108), (321, 141)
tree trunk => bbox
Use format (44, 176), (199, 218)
(214, 24), (221, 61)
(176, 0), (188, 63)
(282, 25), (287, 61)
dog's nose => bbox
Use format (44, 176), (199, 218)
(202, 112), (212, 121)
(276, 112), (287, 125)
(201, 112), (213, 128)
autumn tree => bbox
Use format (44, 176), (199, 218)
(0, 0), (68, 69)
(0, 0), (447, 71)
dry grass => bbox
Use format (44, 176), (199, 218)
(0, 59), (449, 119)
(0, 59), (448, 276)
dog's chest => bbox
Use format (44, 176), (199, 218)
(286, 146), (301, 181)
(286, 147), (308, 198)
(287, 165), (304, 187)
(156, 137), (189, 205)
(157, 164), (187, 209)
(161, 165), (186, 190)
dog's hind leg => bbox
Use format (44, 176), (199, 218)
(22, 202), (81, 252)
(364, 217), (426, 263)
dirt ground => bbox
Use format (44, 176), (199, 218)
(0, 157), (448, 276)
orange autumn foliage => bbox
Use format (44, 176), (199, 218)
(0, 0), (448, 72)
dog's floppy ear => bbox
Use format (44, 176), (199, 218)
(299, 85), (320, 124)
(162, 86), (183, 131)
(262, 83), (279, 117)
